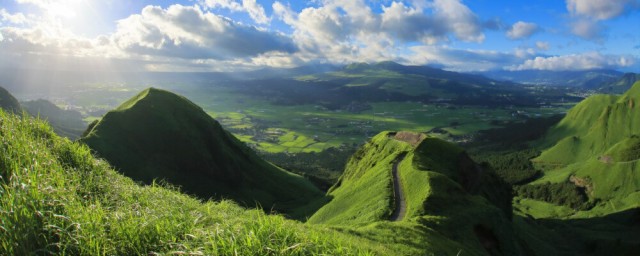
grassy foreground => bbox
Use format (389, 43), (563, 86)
(0, 110), (381, 255)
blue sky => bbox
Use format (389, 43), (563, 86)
(0, 0), (638, 72)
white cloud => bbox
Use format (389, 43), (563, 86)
(570, 18), (605, 40)
(506, 21), (539, 40)
(536, 41), (550, 50)
(432, 0), (485, 42)
(0, 9), (27, 24)
(242, 0), (269, 24)
(112, 5), (296, 60)
(381, 2), (447, 44)
(0, 4), (297, 72)
(507, 52), (635, 71)
(200, 0), (269, 24)
(565, 0), (639, 40)
(406, 46), (534, 72)
(201, 0), (243, 11)
(566, 0), (638, 20)
(378, 0), (485, 44)
(271, 0), (485, 65)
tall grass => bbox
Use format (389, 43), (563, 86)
(0, 110), (373, 255)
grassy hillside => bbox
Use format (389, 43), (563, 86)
(81, 88), (325, 218)
(22, 99), (87, 139)
(310, 131), (520, 255)
(0, 109), (388, 255)
(0, 86), (20, 113)
(528, 82), (640, 215)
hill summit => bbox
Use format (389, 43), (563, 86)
(81, 88), (324, 215)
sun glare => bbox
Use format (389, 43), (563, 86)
(46, 0), (84, 19)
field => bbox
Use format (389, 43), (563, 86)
(14, 80), (574, 155)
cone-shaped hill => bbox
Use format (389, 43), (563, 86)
(308, 131), (520, 255)
(81, 88), (324, 215)
(530, 82), (640, 215)
(0, 86), (21, 113)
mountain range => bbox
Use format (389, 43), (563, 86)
(481, 69), (623, 88)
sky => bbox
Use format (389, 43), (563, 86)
(0, 0), (639, 73)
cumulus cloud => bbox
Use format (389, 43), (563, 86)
(201, 0), (243, 11)
(432, 0), (485, 42)
(271, 0), (484, 65)
(242, 0), (269, 24)
(112, 5), (296, 60)
(406, 46), (535, 72)
(570, 18), (606, 40)
(0, 9), (27, 24)
(507, 52), (635, 71)
(565, 0), (639, 40)
(506, 21), (539, 40)
(200, 0), (269, 24)
(566, 0), (639, 20)
(536, 41), (550, 50)
(379, 0), (485, 44)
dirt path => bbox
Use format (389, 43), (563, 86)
(390, 153), (408, 221)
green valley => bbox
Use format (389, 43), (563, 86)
(0, 67), (640, 255)
(2, 1), (639, 254)
(2, 78), (640, 255)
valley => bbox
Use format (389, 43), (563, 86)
(10, 63), (576, 155)
(2, 1), (639, 254)
(1, 63), (638, 255)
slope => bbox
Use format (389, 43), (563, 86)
(309, 131), (519, 255)
(0, 109), (390, 255)
(597, 72), (640, 94)
(81, 88), (324, 217)
(527, 81), (640, 215)
(22, 99), (87, 139)
(0, 86), (20, 113)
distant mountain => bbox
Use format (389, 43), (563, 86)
(0, 86), (21, 113)
(232, 61), (549, 110)
(81, 88), (325, 217)
(348, 61), (507, 87)
(597, 72), (640, 94)
(22, 99), (86, 139)
(531, 81), (640, 215)
(481, 69), (622, 88)
(309, 131), (519, 254)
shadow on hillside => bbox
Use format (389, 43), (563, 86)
(517, 208), (640, 255)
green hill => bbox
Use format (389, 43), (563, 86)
(309, 131), (520, 255)
(526, 81), (640, 216)
(81, 88), (325, 217)
(22, 99), (87, 139)
(0, 86), (20, 113)
(0, 109), (388, 255)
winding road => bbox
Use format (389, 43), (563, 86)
(390, 153), (408, 221)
